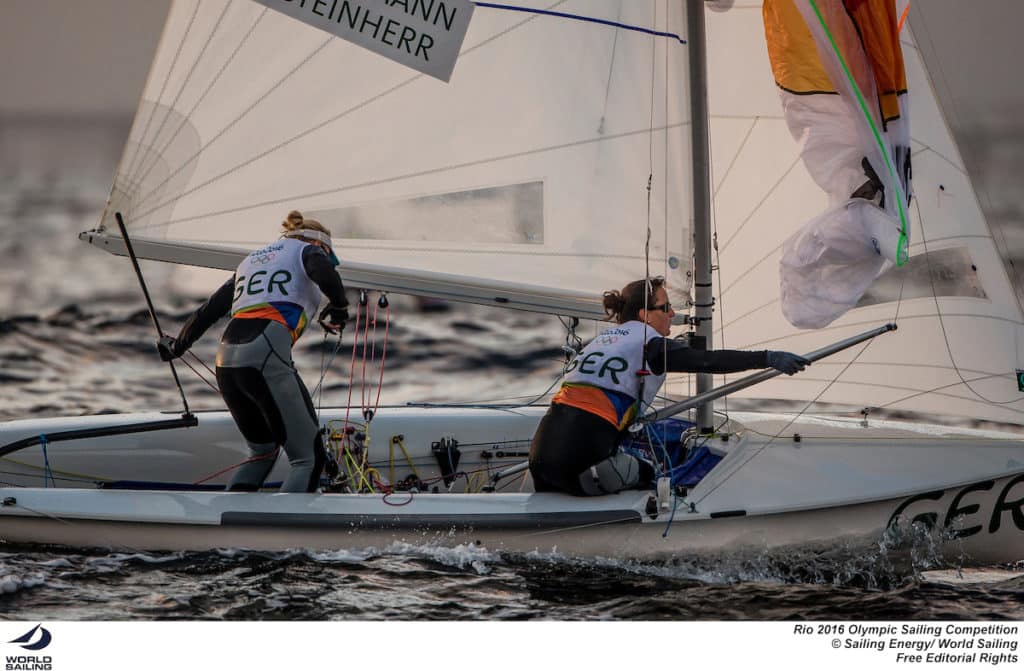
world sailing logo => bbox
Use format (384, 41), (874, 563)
(5, 625), (53, 671)
(7, 625), (51, 651)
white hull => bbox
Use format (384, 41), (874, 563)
(3, 408), (1024, 564)
(0, 406), (545, 491)
(2, 472), (1023, 565)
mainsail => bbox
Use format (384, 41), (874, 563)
(89, 0), (694, 320)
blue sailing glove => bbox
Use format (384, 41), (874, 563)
(766, 351), (810, 375)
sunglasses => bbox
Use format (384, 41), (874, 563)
(650, 302), (672, 313)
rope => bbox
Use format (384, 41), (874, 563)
(193, 447), (280, 486)
(360, 298), (373, 412)
(693, 338), (875, 507)
(180, 352), (220, 393)
(914, 197), (1020, 406)
(475, 2), (686, 44)
(311, 332), (345, 417)
(369, 295), (392, 416)
(389, 435), (420, 486)
(342, 292), (364, 432)
(39, 435), (55, 488)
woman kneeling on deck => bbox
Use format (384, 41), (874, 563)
(528, 276), (809, 496)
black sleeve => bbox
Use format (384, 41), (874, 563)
(174, 277), (235, 351)
(645, 337), (768, 376)
(302, 245), (348, 307)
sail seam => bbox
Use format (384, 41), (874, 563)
(121, 0), (204, 183)
(711, 118), (757, 201)
(132, 8), (270, 201)
(128, 0), (234, 195)
(130, 34), (335, 217)
(716, 155), (803, 255)
(132, 122), (691, 231)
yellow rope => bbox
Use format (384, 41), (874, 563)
(388, 435), (419, 486)
(1, 457), (115, 484)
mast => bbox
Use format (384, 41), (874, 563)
(686, 0), (715, 433)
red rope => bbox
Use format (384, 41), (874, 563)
(360, 300), (373, 410)
(382, 491), (414, 506)
(897, 2), (910, 32)
(342, 298), (363, 431)
(370, 300), (391, 414)
(193, 447), (281, 485)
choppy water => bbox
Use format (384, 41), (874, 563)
(3, 544), (1024, 621)
(2, 120), (1024, 621)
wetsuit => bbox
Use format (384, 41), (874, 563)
(173, 238), (348, 492)
(529, 321), (768, 496)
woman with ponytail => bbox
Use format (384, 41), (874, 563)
(157, 211), (350, 492)
(529, 277), (809, 496)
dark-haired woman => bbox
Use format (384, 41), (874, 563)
(528, 277), (809, 496)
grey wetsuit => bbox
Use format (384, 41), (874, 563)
(216, 320), (324, 493)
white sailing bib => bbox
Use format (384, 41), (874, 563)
(564, 321), (665, 406)
(232, 237), (324, 328)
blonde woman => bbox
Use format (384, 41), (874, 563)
(158, 211), (350, 492)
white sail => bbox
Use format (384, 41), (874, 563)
(658, 1), (1024, 427)
(90, 0), (694, 319)
(88, 0), (1024, 426)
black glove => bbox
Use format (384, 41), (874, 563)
(767, 351), (810, 375)
(319, 304), (349, 333)
(157, 335), (184, 362)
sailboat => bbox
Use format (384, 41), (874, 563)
(2, 0), (1024, 565)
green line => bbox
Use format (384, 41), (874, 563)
(806, 0), (909, 266)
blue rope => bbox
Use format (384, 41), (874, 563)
(474, 2), (687, 44)
(39, 434), (55, 488)
(643, 421), (675, 477)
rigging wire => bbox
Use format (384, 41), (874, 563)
(913, 196), (1021, 406)
(907, 5), (1024, 320)
(312, 331), (345, 422)
(693, 337), (876, 508)
(636, 0), (659, 422)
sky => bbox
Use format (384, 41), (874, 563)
(0, 0), (170, 118)
(0, 0), (1021, 125)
